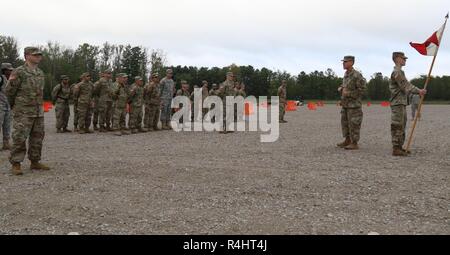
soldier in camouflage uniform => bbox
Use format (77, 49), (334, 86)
(337, 56), (366, 150)
(73, 72), (94, 134)
(51, 75), (72, 133)
(5, 47), (50, 175)
(201, 80), (209, 118)
(93, 69), (114, 132)
(143, 73), (161, 131)
(0, 63), (13, 150)
(209, 83), (219, 96)
(71, 80), (80, 132)
(159, 69), (175, 130)
(177, 80), (191, 125)
(218, 71), (236, 133)
(278, 80), (288, 123)
(390, 52), (426, 156)
(208, 83), (220, 124)
(129, 76), (147, 133)
(112, 73), (131, 136)
(92, 73), (100, 131)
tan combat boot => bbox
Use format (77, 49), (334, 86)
(3, 139), (11, 150)
(30, 161), (50, 171)
(11, 163), (23, 176)
(345, 142), (359, 150)
(393, 146), (408, 157)
(337, 137), (351, 148)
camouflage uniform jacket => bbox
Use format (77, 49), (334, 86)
(5, 63), (45, 117)
(93, 77), (113, 103)
(51, 83), (72, 104)
(278, 86), (287, 103)
(112, 83), (130, 109)
(144, 82), (161, 106)
(74, 81), (94, 107)
(0, 75), (11, 111)
(159, 77), (175, 100)
(218, 80), (235, 99)
(177, 89), (191, 97)
(390, 66), (420, 106)
(129, 83), (144, 107)
(341, 69), (366, 108)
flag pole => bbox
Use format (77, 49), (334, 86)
(405, 13), (449, 152)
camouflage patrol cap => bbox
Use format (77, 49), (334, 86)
(151, 73), (159, 78)
(24, 47), (43, 56)
(226, 71), (234, 76)
(166, 69), (173, 74)
(60, 75), (69, 80)
(102, 69), (112, 74)
(80, 72), (90, 78)
(392, 52), (408, 61)
(212, 83), (218, 88)
(118, 73), (128, 78)
(180, 80), (188, 84)
(1, 63), (14, 70)
(135, 76), (143, 81)
(202, 80), (208, 84)
(341, 56), (355, 62)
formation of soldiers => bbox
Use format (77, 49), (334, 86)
(1, 47), (427, 176)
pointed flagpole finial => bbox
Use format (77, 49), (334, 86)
(446, 12), (449, 19)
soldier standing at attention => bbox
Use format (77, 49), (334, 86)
(71, 79), (80, 132)
(177, 80), (191, 125)
(5, 47), (50, 175)
(159, 69), (175, 130)
(92, 73), (101, 131)
(337, 56), (366, 150)
(143, 73), (161, 131)
(73, 72), (94, 134)
(112, 73), (131, 136)
(218, 71), (236, 134)
(93, 69), (114, 132)
(278, 80), (288, 123)
(390, 52), (426, 156)
(51, 75), (72, 133)
(129, 76), (146, 133)
(0, 63), (13, 150)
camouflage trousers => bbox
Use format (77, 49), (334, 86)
(279, 102), (286, 120)
(98, 101), (113, 128)
(391, 105), (408, 147)
(10, 115), (44, 164)
(73, 102), (78, 128)
(112, 105), (127, 130)
(0, 108), (11, 141)
(129, 105), (143, 129)
(77, 104), (93, 130)
(55, 101), (70, 130)
(341, 107), (363, 143)
(160, 99), (172, 122)
(144, 104), (160, 129)
(93, 98), (99, 126)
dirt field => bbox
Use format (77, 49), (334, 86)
(0, 105), (449, 235)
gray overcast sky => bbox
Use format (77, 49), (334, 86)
(2, 0), (449, 79)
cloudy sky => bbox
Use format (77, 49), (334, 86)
(2, 0), (449, 79)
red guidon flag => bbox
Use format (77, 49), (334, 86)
(410, 14), (448, 56)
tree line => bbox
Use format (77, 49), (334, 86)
(1, 35), (449, 101)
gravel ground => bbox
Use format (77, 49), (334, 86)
(0, 105), (449, 235)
